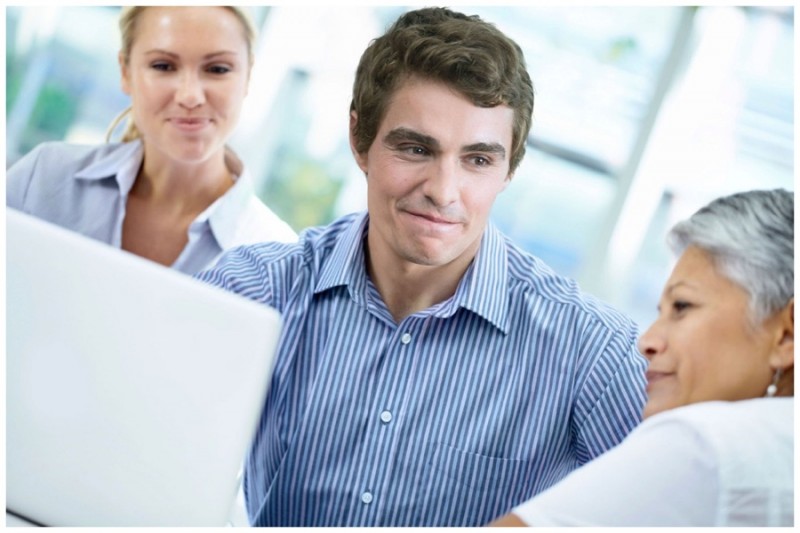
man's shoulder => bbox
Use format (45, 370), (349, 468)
(502, 237), (637, 334)
(299, 211), (362, 248)
(230, 212), (361, 270)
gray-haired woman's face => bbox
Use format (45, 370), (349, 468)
(637, 245), (778, 419)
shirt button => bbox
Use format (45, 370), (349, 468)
(401, 332), (412, 344)
(380, 410), (392, 423)
(361, 491), (373, 504)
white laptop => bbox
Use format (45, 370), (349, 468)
(6, 208), (281, 526)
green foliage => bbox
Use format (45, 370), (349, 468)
(605, 36), (638, 62)
(262, 155), (343, 231)
(29, 84), (77, 137)
(6, 51), (22, 112)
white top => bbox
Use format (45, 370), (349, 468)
(6, 140), (297, 275)
(513, 398), (794, 527)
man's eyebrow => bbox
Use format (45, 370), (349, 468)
(383, 128), (439, 149)
(464, 142), (506, 159)
(384, 128), (507, 159)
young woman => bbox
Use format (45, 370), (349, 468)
(7, 7), (295, 274)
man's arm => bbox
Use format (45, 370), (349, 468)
(573, 332), (647, 463)
(195, 244), (280, 305)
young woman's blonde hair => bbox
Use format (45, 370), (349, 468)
(105, 6), (257, 143)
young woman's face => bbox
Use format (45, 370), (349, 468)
(638, 246), (777, 419)
(120, 7), (250, 166)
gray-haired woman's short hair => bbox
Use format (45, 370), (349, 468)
(667, 188), (794, 323)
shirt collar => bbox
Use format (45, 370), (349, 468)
(315, 212), (370, 304)
(455, 222), (510, 334)
(315, 212), (510, 333)
(194, 149), (257, 250)
(75, 142), (253, 250)
(74, 140), (143, 196)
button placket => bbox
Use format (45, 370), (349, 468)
(358, 322), (421, 520)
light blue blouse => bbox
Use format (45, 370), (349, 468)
(6, 140), (296, 274)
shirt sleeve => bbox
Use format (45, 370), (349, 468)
(574, 329), (648, 462)
(6, 143), (43, 210)
(195, 244), (277, 307)
(513, 414), (719, 526)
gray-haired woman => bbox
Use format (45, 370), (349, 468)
(491, 188), (794, 527)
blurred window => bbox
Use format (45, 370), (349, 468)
(6, 6), (793, 326)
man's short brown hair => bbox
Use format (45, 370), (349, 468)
(350, 7), (534, 173)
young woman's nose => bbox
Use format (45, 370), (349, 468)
(175, 71), (205, 109)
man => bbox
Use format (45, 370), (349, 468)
(197, 7), (646, 527)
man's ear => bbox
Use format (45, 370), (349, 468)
(349, 110), (368, 175)
(769, 298), (794, 371)
(119, 52), (131, 96)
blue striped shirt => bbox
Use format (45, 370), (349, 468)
(196, 211), (647, 527)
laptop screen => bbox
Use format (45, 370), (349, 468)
(6, 209), (281, 526)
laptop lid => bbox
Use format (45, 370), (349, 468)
(6, 208), (280, 526)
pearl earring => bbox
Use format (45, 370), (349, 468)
(766, 368), (783, 398)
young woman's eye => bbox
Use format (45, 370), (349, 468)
(150, 62), (173, 72)
(207, 65), (232, 75)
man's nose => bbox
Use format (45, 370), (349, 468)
(422, 158), (460, 207)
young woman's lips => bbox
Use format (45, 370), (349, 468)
(170, 118), (210, 132)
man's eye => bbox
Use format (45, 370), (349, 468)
(471, 156), (491, 166)
(401, 145), (428, 156)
